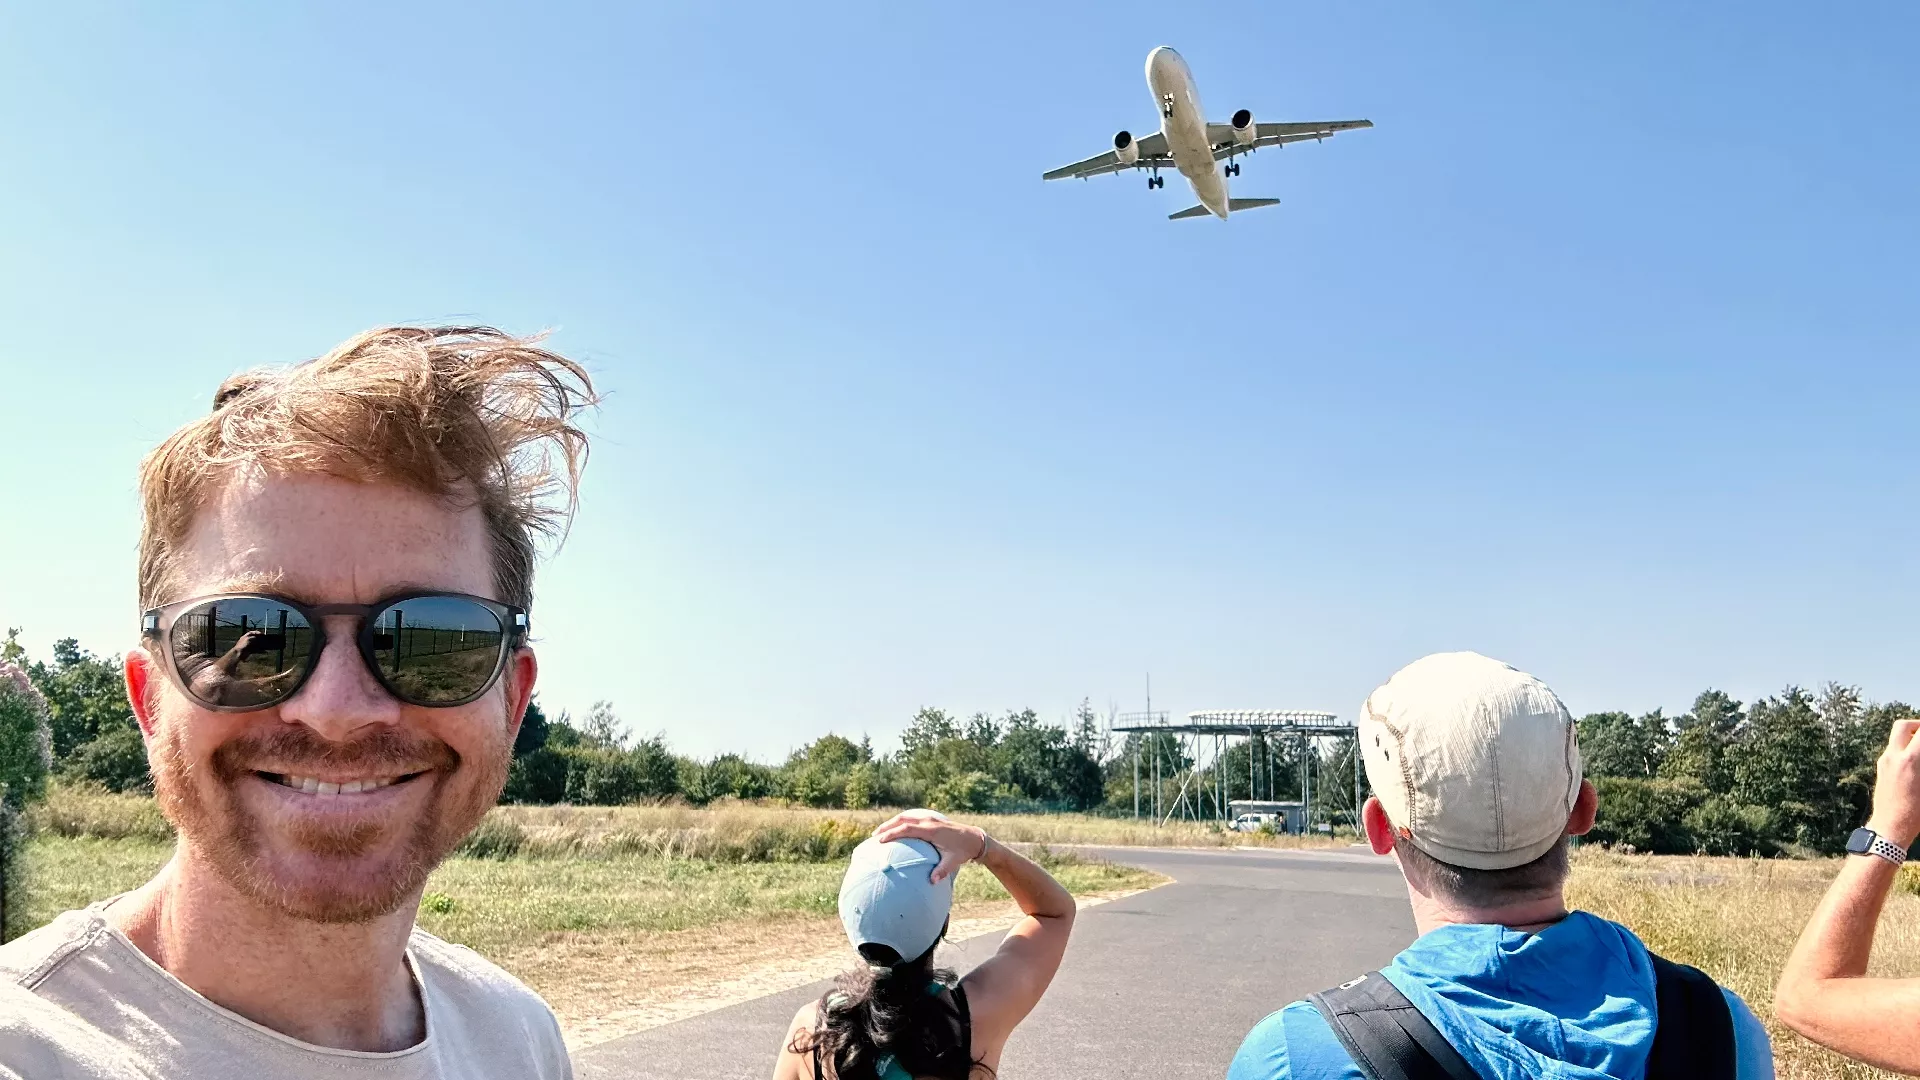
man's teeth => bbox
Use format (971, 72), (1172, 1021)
(274, 774), (401, 795)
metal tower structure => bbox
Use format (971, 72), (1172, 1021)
(1111, 709), (1361, 833)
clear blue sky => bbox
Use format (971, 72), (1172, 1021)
(3, 4), (1916, 761)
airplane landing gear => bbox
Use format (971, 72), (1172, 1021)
(1225, 162), (1241, 178)
(1147, 174), (1164, 189)
(1161, 93), (1175, 119)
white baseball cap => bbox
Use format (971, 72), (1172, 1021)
(838, 834), (954, 964)
(1358, 651), (1584, 871)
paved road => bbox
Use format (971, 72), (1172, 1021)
(576, 845), (1415, 1080)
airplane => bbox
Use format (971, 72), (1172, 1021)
(1043, 46), (1372, 221)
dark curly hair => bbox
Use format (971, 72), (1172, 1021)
(791, 927), (989, 1080)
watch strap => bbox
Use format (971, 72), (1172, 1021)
(1858, 832), (1908, 866)
(1869, 834), (1908, 866)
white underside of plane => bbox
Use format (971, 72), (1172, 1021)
(1043, 46), (1372, 221)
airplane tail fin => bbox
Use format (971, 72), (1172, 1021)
(1169, 197), (1281, 220)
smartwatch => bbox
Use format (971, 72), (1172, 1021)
(1846, 827), (1908, 867)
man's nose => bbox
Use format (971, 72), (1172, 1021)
(278, 616), (403, 737)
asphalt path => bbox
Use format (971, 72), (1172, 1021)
(576, 845), (1416, 1080)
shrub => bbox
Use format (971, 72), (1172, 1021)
(801, 817), (867, 860)
(783, 764), (845, 808)
(1683, 797), (1776, 857)
(28, 781), (174, 842)
(0, 662), (52, 809)
(562, 748), (642, 805)
(64, 723), (152, 794)
(1588, 776), (1707, 854)
(626, 736), (683, 798)
(0, 800), (23, 942)
(551, 739), (683, 807)
(455, 815), (528, 859)
(502, 747), (570, 804)
(844, 763), (876, 810)
(681, 754), (778, 804)
(928, 771), (996, 813)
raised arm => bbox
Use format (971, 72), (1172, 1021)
(871, 811), (1076, 1052)
(1774, 717), (1920, 1072)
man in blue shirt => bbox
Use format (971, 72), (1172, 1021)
(1228, 651), (1774, 1080)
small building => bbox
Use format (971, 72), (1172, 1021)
(1227, 800), (1307, 834)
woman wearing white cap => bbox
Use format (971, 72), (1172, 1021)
(773, 809), (1077, 1080)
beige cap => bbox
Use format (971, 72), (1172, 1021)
(1359, 651), (1583, 870)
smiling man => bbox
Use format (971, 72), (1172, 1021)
(0, 327), (595, 1078)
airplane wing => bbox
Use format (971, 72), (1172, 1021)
(1204, 119), (1373, 155)
(1042, 132), (1175, 179)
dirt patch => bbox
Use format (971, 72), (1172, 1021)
(532, 886), (1159, 1052)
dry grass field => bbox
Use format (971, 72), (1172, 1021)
(24, 783), (1354, 856)
(1569, 850), (1920, 1079)
(20, 787), (1920, 1075)
(15, 799), (1166, 1050)
(483, 801), (1352, 859)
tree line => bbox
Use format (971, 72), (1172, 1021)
(0, 631), (1349, 819)
(0, 631), (1910, 856)
(0, 632), (1118, 814)
(1577, 684), (1906, 856)
(503, 699), (1110, 813)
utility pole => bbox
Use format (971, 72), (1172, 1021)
(1353, 733), (1363, 836)
(1305, 736), (1313, 835)
(1132, 737), (1140, 819)
(1298, 730), (1308, 835)
(1248, 727), (1256, 811)
(1148, 674), (1158, 824)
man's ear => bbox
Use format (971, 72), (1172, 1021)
(1566, 778), (1599, 837)
(503, 647), (538, 746)
(1362, 796), (1397, 856)
(125, 648), (162, 739)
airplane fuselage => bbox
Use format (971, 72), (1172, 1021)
(1145, 46), (1228, 219)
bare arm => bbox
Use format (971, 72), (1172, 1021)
(770, 1001), (819, 1080)
(871, 811), (1075, 1054)
(213, 630), (263, 674)
(1775, 717), (1920, 1072)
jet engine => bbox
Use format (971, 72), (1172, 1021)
(1230, 109), (1256, 146)
(1113, 130), (1140, 165)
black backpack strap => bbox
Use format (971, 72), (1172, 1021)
(1309, 972), (1483, 1080)
(1646, 952), (1736, 1080)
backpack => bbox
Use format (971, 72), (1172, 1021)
(1306, 952), (1735, 1080)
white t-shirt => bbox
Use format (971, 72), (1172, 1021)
(0, 900), (572, 1079)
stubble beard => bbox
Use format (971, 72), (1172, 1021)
(150, 718), (510, 924)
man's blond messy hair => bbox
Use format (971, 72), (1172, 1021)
(138, 325), (597, 611)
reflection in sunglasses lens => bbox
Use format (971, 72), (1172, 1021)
(371, 597), (505, 705)
(170, 598), (314, 708)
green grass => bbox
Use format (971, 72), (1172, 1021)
(15, 836), (173, 929)
(416, 844), (1146, 958)
(13, 830), (1160, 1043)
(15, 834), (1154, 959)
